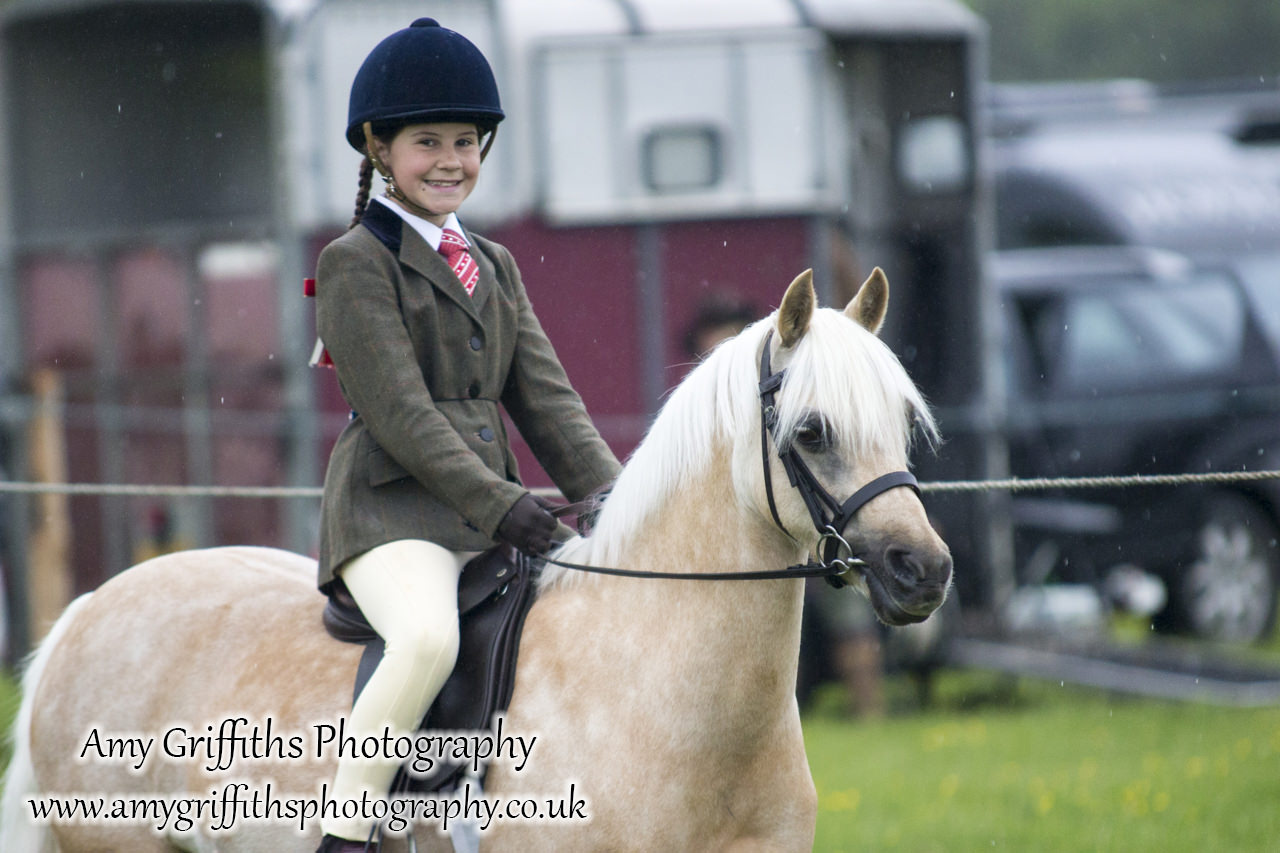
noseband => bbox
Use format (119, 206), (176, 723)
(757, 330), (919, 587)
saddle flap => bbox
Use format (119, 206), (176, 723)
(321, 584), (377, 644)
(457, 545), (519, 615)
(321, 545), (539, 795)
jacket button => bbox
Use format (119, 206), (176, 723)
(470, 335), (483, 351)
(479, 427), (495, 442)
(468, 382), (481, 399)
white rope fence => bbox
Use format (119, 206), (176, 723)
(3, 468), (1280, 499)
(0, 482), (324, 498)
(918, 469), (1280, 494)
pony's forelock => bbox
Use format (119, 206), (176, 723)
(770, 310), (936, 458)
(539, 308), (933, 590)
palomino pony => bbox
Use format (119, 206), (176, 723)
(2, 268), (951, 852)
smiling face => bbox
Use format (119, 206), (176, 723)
(372, 122), (482, 225)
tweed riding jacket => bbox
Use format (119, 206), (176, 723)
(314, 202), (621, 590)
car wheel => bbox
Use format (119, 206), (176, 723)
(1165, 492), (1279, 644)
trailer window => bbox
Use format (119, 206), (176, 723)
(643, 125), (723, 193)
(899, 115), (969, 194)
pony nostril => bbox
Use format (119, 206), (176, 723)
(886, 546), (952, 587)
(886, 546), (927, 585)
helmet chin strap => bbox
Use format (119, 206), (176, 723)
(361, 120), (498, 222)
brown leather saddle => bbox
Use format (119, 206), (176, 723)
(322, 544), (539, 793)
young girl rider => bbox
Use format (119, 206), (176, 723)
(311, 19), (621, 852)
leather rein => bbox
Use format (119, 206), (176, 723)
(538, 330), (920, 587)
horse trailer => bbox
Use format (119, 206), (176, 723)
(0, 0), (1002, 656)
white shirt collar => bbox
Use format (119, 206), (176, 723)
(374, 195), (466, 251)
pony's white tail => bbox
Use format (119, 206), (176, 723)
(1, 592), (94, 853)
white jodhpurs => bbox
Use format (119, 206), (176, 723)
(321, 539), (475, 842)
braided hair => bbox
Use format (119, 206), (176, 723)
(349, 155), (375, 230)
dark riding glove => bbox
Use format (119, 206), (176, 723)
(497, 493), (558, 556)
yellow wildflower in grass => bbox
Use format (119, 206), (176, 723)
(939, 773), (960, 800)
(1028, 776), (1056, 816)
(1071, 759), (1101, 812)
(1122, 778), (1152, 818)
(820, 788), (862, 814)
(921, 719), (989, 753)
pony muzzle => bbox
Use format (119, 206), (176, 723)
(861, 543), (952, 626)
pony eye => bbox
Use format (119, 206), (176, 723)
(794, 416), (830, 452)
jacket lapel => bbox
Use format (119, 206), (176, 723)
(361, 202), (491, 325)
(469, 239), (496, 315)
(399, 226), (483, 325)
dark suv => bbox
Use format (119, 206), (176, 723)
(995, 245), (1280, 643)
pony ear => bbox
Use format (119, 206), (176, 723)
(845, 267), (889, 335)
(777, 269), (815, 348)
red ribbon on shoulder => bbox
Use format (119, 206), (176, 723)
(303, 277), (334, 368)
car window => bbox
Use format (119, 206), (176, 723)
(1231, 251), (1280, 349)
(1026, 274), (1244, 393)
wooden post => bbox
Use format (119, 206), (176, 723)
(27, 368), (72, 641)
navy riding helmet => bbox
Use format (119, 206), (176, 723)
(346, 17), (505, 152)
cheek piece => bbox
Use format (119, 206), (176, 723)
(757, 330), (920, 575)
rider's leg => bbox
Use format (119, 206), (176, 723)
(320, 539), (473, 844)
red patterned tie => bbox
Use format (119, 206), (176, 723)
(439, 228), (479, 296)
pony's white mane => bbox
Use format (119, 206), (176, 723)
(542, 307), (935, 588)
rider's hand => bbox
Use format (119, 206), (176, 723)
(577, 482), (613, 536)
(496, 493), (558, 556)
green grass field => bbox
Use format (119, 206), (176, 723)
(805, 672), (1280, 851)
(3, 663), (1279, 851)
(1, 668), (18, 776)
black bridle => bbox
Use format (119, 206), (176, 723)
(537, 330), (919, 587)
(757, 329), (921, 585)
